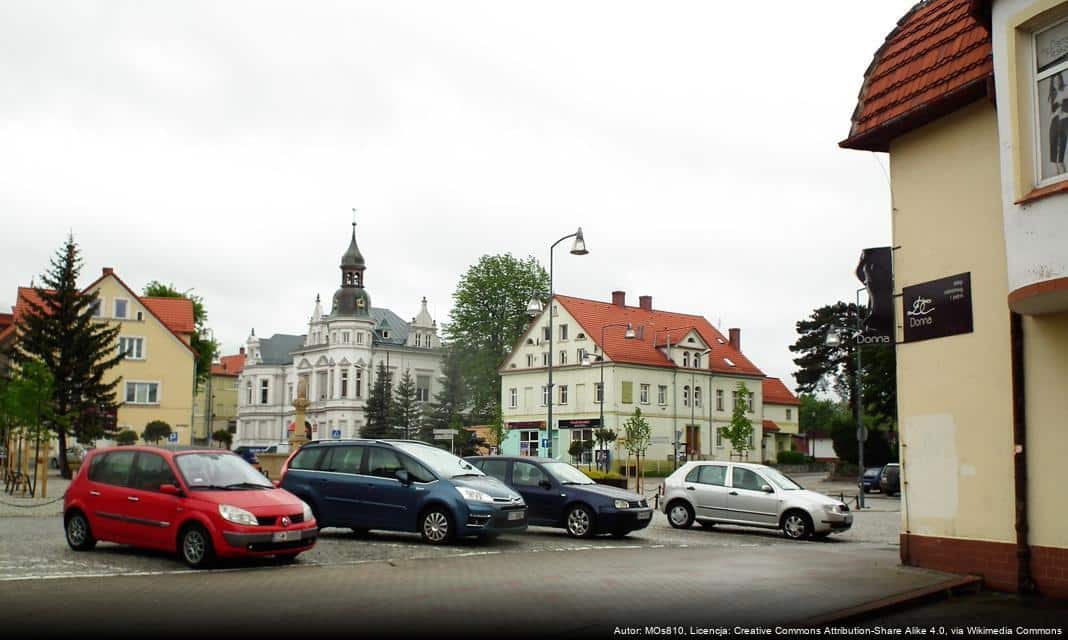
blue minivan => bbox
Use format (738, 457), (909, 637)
(279, 440), (527, 544)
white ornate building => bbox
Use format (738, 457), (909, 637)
(234, 224), (444, 448)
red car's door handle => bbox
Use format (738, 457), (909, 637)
(89, 490), (101, 496)
(127, 496), (139, 502)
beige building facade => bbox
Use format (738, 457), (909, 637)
(843, 0), (1068, 598)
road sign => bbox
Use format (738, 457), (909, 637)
(541, 438), (549, 448)
(167, 432), (178, 443)
(432, 429), (454, 440)
(331, 429), (341, 440)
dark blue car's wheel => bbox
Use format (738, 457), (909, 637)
(420, 507), (454, 545)
(565, 504), (595, 538)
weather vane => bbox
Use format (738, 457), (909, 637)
(351, 207), (357, 229)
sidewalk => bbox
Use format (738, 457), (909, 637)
(0, 468), (70, 517)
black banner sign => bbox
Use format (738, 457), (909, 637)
(903, 272), (973, 343)
(507, 421), (545, 430)
(855, 247), (894, 343)
(557, 418), (601, 429)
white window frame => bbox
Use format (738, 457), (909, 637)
(559, 385), (568, 405)
(1033, 17), (1068, 188)
(541, 385), (550, 406)
(246, 380), (253, 405)
(695, 386), (702, 408)
(260, 379), (269, 405)
(125, 381), (160, 405)
(416, 375), (431, 402)
(118, 336), (145, 360)
(658, 385), (667, 405)
(509, 387), (518, 408)
(355, 369), (363, 399)
(91, 299), (103, 317)
(527, 354), (535, 367)
(113, 298), (129, 320)
(342, 331), (350, 344)
(594, 382), (603, 404)
(559, 350), (567, 366)
(542, 352), (550, 367)
(716, 389), (724, 411)
(559, 324), (568, 341)
(786, 408), (792, 421)
(682, 385), (690, 407)
(340, 370), (349, 398)
(640, 383), (650, 405)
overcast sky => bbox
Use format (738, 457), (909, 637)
(1, 1), (915, 391)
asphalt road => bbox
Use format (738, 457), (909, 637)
(0, 541), (948, 639)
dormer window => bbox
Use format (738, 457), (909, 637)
(382, 330), (390, 339)
(724, 357), (736, 367)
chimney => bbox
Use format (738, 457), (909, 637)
(728, 328), (741, 352)
(611, 290), (626, 307)
(639, 295), (652, 311)
(239, 347), (246, 355)
(102, 267), (114, 276)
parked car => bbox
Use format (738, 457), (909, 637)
(50, 446), (86, 469)
(464, 456), (653, 538)
(232, 446), (263, 473)
(63, 445), (317, 568)
(860, 466), (884, 493)
(659, 461), (852, 540)
(879, 463), (901, 496)
(279, 440), (527, 544)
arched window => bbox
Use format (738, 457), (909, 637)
(683, 351), (690, 367)
(683, 385), (690, 407)
(693, 353), (701, 368)
(694, 386), (702, 408)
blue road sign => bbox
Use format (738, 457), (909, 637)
(331, 429), (341, 440)
(167, 432), (178, 443)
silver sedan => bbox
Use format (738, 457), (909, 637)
(658, 461), (852, 540)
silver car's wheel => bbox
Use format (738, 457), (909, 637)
(667, 501), (694, 529)
(565, 505), (595, 538)
(180, 525), (215, 568)
(420, 508), (453, 544)
(65, 511), (96, 551)
(782, 511), (812, 540)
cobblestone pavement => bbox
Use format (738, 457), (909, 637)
(0, 470), (902, 581)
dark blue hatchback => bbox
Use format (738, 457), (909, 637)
(279, 440), (527, 544)
(464, 456), (653, 538)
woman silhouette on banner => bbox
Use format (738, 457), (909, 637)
(1048, 71), (1068, 175)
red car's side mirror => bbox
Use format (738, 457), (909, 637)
(159, 484), (182, 496)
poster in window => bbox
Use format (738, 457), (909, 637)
(1036, 19), (1068, 182)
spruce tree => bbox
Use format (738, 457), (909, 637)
(12, 235), (123, 478)
(360, 361), (393, 439)
(425, 347), (467, 432)
(391, 369), (421, 440)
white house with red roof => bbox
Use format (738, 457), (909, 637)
(1, 267), (197, 444)
(500, 290), (797, 466)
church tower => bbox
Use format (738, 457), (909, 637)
(331, 221), (372, 317)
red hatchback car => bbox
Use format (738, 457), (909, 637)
(63, 446), (318, 568)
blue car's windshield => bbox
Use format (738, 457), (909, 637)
(392, 442), (483, 479)
(543, 462), (595, 485)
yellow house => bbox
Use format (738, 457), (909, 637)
(760, 377), (799, 463)
(3, 267), (197, 444)
(193, 349), (245, 445)
(842, 0), (1068, 599)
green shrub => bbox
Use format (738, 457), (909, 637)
(776, 450), (808, 465)
(115, 429), (138, 446)
(585, 469), (623, 481)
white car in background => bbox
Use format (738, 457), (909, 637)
(659, 461), (852, 540)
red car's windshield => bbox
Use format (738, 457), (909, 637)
(175, 452), (272, 490)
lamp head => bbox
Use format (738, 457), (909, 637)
(624, 322), (636, 339)
(570, 227), (588, 255)
(580, 350), (593, 367)
(526, 297), (544, 317)
(824, 330), (843, 347)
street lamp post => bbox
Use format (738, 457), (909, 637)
(582, 322), (635, 470)
(826, 291), (867, 510)
(528, 228), (588, 460)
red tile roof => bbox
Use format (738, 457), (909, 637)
(840, 0), (992, 152)
(212, 353), (246, 376)
(762, 420), (780, 433)
(762, 377), (800, 406)
(141, 297), (195, 335)
(554, 295), (764, 377)
(1, 275), (195, 353)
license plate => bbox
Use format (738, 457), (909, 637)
(637, 511), (652, 520)
(508, 510), (525, 521)
(272, 530), (298, 542)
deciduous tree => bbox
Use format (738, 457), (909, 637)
(621, 408), (651, 493)
(444, 254), (548, 421)
(721, 382), (755, 459)
(142, 420), (172, 444)
(142, 281), (217, 387)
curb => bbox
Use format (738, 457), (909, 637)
(796, 574), (984, 626)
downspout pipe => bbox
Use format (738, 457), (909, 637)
(1010, 311), (1036, 595)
